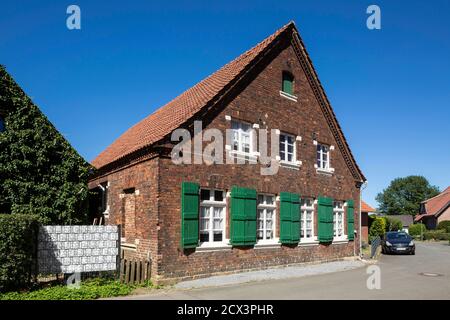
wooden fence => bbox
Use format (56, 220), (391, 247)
(119, 259), (151, 285)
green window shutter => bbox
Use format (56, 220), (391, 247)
(347, 199), (355, 241)
(280, 192), (300, 244)
(318, 196), (334, 243)
(180, 182), (199, 249)
(231, 186), (257, 246)
(279, 192), (292, 244)
(290, 193), (300, 243)
(282, 72), (294, 95)
(231, 186), (246, 245)
(244, 188), (257, 245)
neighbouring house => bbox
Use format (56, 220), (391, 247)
(361, 201), (375, 243)
(89, 21), (366, 284)
(385, 215), (414, 233)
(414, 187), (450, 229)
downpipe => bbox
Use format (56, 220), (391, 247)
(358, 181), (368, 258)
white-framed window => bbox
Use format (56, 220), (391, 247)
(231, 120), (252, 154)
(279, 133), (295, 163)
(199, 189), (226, 244)
(316, 144), (330, 170)
(333, 201), (345, 239)
(300, 198), (314, 240)
(257, 194), (276, 242)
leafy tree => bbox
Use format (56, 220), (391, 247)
(0, 65), (92, 224)
(376, 176), (440, 216)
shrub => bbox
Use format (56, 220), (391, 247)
(369, 217), (385, 242)
(423, 230), (450, 241)
(437, 221), (450, 231)
(385, 217), (403, 232)
(0, 278), (135, 300)
(408, 223), (426, 237)
(0, 214), (40, 292)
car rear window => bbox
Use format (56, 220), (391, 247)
(387, 233), (409, 240)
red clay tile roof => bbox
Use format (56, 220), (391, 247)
(361, 200), (375, 213)
(92, 22), (293, 169)
(415, 187), (450, 221)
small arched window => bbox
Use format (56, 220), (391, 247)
(282, 71), (294, 95)
(0, 116), (5, 133)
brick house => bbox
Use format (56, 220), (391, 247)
(414, 187), (450, 229)
(89, 22), (366, 284)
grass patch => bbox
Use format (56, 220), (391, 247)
(0, 278), (157, 300)
(361, 246), (371, 257)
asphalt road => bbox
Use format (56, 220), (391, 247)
(121, 242), (450, 300)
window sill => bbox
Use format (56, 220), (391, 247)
(280, 160), (302, 170)
(229, 150), (258, 164)
(332, 238), (349, 244)
(254, 241), (280, 249)
(195, 243), (232, 252)
(298, 239), (319, 247)
(279, 91), (298, 102)
(316, 168), (334, 175)
(121, 241), (137, 251)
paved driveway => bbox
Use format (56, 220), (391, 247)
(120, 242), (450, 300)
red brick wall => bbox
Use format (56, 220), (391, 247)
(361, 212), (369, 244)
(89, 158), (160, 277)
(437, 206), (450, 225)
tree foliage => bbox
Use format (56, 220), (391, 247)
(0, 65), (92, 224)
(376, 176), (440, 216)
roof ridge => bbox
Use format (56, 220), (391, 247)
(421, 188), (450, 203)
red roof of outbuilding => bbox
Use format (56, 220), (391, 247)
(361, 201), (375, 213)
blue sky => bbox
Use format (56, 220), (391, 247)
(1, 0), (449, 208)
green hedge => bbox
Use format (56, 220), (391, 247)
(0, 214), (40, 292)
(437, 221), (450, 232)
(408, 223), (426, 237)
(423, 230), (450, 241)
(385, 217), (403, 232)
(369, 217), (386, 242)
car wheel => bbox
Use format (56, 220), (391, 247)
(411, 251), (415, 255)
